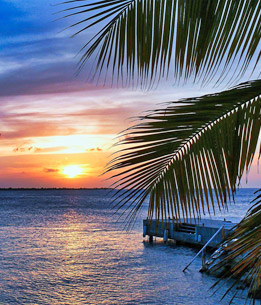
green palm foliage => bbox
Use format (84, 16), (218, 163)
(106, 80), (261, 227)
(60, 0), (261, 86)
(206, 190), (261, 304)
(61, 0), (261, 303)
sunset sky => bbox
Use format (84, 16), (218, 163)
(0, 0), (260, 188)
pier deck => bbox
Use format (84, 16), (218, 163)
(143, 218), (236, 248)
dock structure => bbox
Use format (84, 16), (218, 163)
(143, 218), (236, 248)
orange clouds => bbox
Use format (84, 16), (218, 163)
(0, 152), (112, 188)
(0, 88), (159, 142)
(87, 147), (103, 152)
(13, 146), (34, 153)
(0, 88), (259, 188)
(13, 146), (67, 154)
(44, 168), (59, 173)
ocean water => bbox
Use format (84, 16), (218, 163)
(0, 188), (259, 305)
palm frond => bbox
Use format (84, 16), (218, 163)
(105, 80), (261, 228)
(60, 0), (261, 86)
(204, 189), (261, 304)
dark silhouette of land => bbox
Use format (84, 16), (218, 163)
(0, 188), (112, 191)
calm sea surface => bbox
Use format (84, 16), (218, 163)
(0, 188), (259, 305)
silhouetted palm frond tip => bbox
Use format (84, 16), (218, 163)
(105, 80), (261, 227)
(61, 0), (261, 86)
(205, 189), (261, 304)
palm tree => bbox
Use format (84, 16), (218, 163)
(60, 0), (261, 303)
(203, 189), (260, 303)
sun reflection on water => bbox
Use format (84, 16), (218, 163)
(0, 189), (254, 304)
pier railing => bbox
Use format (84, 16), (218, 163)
(182, 225), (224, 272)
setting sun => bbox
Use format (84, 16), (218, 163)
(63, 165), (83, 178)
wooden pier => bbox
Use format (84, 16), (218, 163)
(143, 218), (236, 248)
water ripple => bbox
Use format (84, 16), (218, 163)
(0, 189), (259, 305)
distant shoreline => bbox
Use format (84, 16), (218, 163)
(0, 187), (257, 191)
(0, 188), (112, 191)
